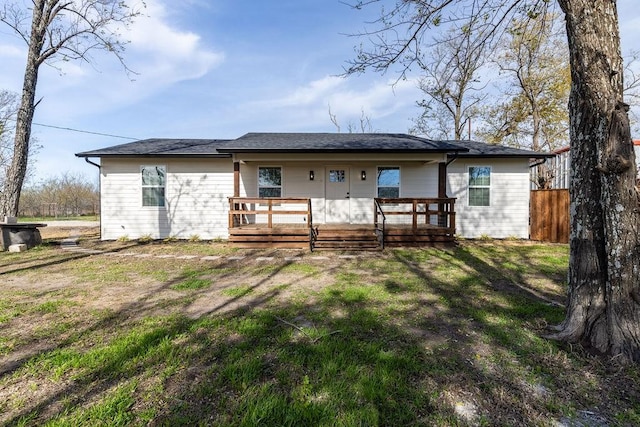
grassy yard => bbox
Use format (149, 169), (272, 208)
(0, 237), (638, 426)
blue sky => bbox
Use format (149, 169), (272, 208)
(1, 0), (639, 184)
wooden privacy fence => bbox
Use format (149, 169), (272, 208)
(530, 189), (569, 243)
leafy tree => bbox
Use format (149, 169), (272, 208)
(0, 0), (143, 218)
(476, 10), (570, 189)
(346, 0), (640, 363)
(478, 11), (570, 153)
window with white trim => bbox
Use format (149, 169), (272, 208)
(141, 165), (166, 207)
(377, 166), (400, 198)
(258, 167), (282, 197)
(468, 166), (491, 206)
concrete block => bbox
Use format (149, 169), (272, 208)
(8, 244), (27, 252)
(4, 216), (17, 224)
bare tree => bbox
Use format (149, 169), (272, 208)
(327, 105), (375, 133)
(19, 172), (99, 217)
(410, 16), (489, 139)
(0, 90), (19, 184)
(346, 0), (640, 363)
(623, 50), (640, 134)
(0, 0), (143, 218)
(0, 90), (41, 192)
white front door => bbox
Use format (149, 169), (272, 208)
(325, 167), (350, 223)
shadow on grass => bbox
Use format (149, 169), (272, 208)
(2, 243), (638, 426)
(0, 241), (140, 276)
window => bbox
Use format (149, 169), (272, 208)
(377, 167), (400, 198)
(258, 167), (282, 197)
(329, 169), (346, 182)
(141, 165), (166, 207)
(468, 166), (491, 206)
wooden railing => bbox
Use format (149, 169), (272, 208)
(228, 197), (313, 229)
(374, 198), (456, 233)
(374, 199), (386, 250)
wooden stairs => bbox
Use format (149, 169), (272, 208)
(311, 226), (382, 251)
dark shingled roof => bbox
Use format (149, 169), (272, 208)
(444, 140), (554, 158)
(75, 138), (232, 158)
(217, 132), (468, 153)
(75, 134), (553, 159)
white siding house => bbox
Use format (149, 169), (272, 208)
(77, 133), (552, 243)
(236, 156), (442, 226)
(448, 158), (532, 238)
(100, 158), (233, 240)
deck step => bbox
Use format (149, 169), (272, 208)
(312, 240), (381, 250)
(312, 227), (382, 251)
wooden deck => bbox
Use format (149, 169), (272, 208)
(228, 223), (455, 250)
(228, 197), (456, 250)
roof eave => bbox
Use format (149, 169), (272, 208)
(75, 153), (232, 158)
(452, 153), (555, 159)
(217, 148), (469, 154)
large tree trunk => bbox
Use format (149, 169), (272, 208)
(0, 0), (46, 218)
(552, 0), (640, 362)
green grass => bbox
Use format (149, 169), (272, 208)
(221, 285), (255, 297)
(1, 241), (637, 426)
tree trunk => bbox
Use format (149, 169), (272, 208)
(0, 0), (46, 218)
(552, 0), (640, 362)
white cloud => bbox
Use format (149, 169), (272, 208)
(241, 75), (420, 132)
(327, 78), (418, 120)
(125, 0), (225, 84)
(0, 43), (23, 58)
(28, 0), (224, 122)
(268, 76), (347, 107)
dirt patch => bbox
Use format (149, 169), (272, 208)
(1, 238), (636, 426)
(39, 224), (100, 241)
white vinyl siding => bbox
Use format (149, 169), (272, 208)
(100, 155), (532, 241)
(100, 158), (233, 240)
(447, 159), (531, 238)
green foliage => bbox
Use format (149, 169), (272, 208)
(477, 12), (570, 153)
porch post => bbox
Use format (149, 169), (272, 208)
(438, 162), (447, 198)
(233, 161), (240, 197)
(438, 162), (447, 227)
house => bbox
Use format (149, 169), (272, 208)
(76, 133), (552, 249)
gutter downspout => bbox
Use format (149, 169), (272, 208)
(529, 158), (547, 169)
(83, 157), (102, 240)
(85, 157), (101, 169)
(446, 151), (459, 166)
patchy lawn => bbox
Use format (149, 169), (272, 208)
(0, 235), (638, 426)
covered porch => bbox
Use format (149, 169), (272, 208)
(228, 197), (456, 250)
